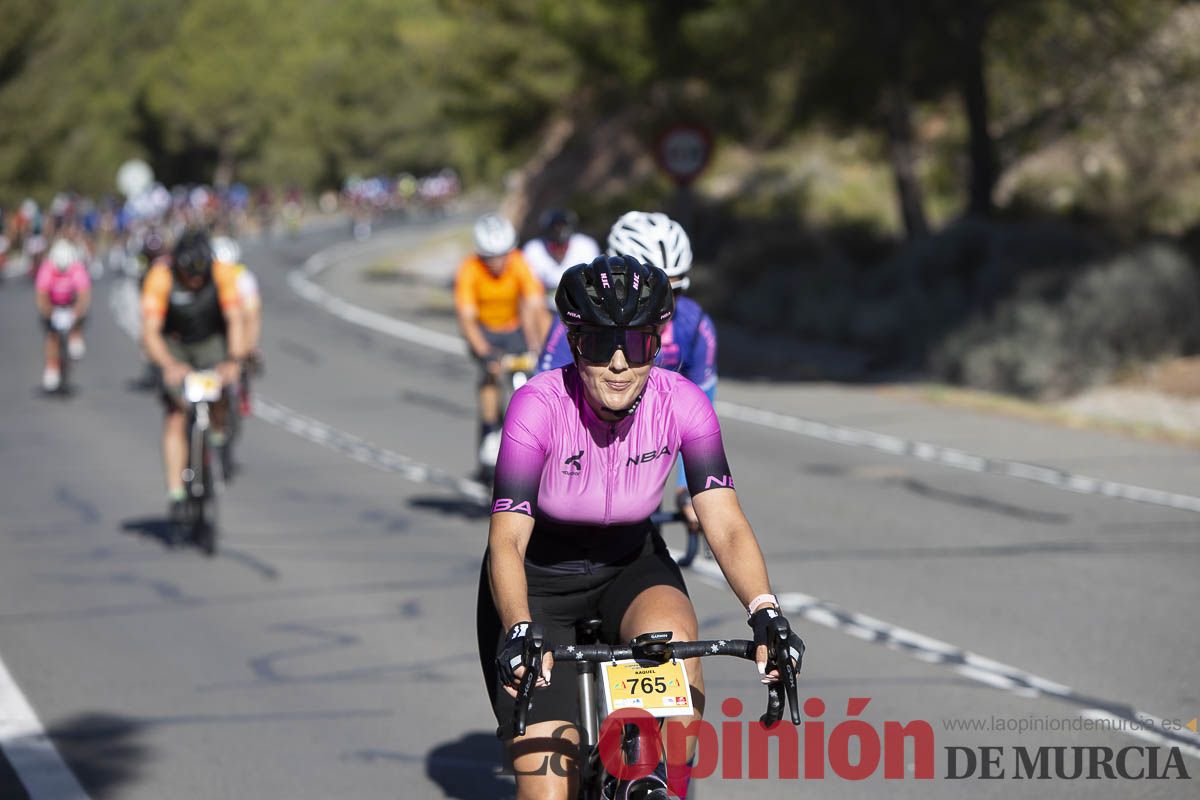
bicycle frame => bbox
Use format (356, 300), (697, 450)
(181, 371), (223, 554)
(48, 306), (75, 395)
(508, 624), (803, 799)
(478, 352), (536, 478)
(493, 352), (534, 434)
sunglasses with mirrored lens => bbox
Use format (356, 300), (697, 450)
(571, 328), (660, 365)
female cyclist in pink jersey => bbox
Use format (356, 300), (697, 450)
(34, 238), (91, 391)
(477, 255), (803, 799)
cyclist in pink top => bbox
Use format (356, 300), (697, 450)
(478, 255), (803, 799)
(35, 239), (91, 391)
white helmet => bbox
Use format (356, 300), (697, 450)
(211, 235), (242, 264)
(473, 213), (517, 258)
(607, 211), (693, 291)
(49, 239), (78, 272)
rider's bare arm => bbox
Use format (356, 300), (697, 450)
(487, 510), (555, 693)
(142, 314), (186, 380)
(487, 511), (536, 631)
(455, 305), (492, 360)
(242, 307), (262, 353)
(519, 295), (547, 351)
(223, 305), (247, 362)
(74, 286), (91, 318)
(691, 488), (775, 610)
(35, 290), (51, 318)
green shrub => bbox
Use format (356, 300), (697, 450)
(932, 243), (1200, 397)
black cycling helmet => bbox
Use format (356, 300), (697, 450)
(172, 227), (213, 281)
(539, 208), (578, 245)
(555, 255), (674, 328)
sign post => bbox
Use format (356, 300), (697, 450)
(654, 124), (713, 230)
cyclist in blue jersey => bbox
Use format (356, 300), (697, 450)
(538, 212), (716, 535)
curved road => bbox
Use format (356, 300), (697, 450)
(0, 221), (1196, 799)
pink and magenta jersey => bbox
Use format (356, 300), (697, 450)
(492, 365), (733, 571)
(35, 260), (90, 306)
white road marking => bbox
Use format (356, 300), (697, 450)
(0, 655), (91, 799)
(675, 552), (1200, 760)
(291, 239), (465, 356)
(253, 397), (488, 504)
(713, 401), (1200, 514)
(290, 236), (1200, 516)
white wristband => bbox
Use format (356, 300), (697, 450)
(747, 594), (779, 616)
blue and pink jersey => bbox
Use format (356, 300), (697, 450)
(35, 260), (90, 307)
(491, 366), (733, 572)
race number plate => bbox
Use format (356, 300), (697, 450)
(601, 659), (693, 718)
(183, 371), (222, 403)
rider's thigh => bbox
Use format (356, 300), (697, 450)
(164, 408), (187, 433)
(508, 719), (579, 800)
(618, 585), (706, 702)
(618, 584), (698, 644)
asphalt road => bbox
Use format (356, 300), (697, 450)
(0, 220), (1197, 799)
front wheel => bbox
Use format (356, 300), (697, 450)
(56, 330), (71, 395)
(188, 422), (219, 556)
(198, 432), (218, 556)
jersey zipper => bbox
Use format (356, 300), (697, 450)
(604, 423), (617, 525)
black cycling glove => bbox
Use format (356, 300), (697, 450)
(496, 621), (536, 686)
(749, 607), (805, 672)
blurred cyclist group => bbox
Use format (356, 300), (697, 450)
(20, 188), (711, 537)
(343, 168), (461, 240)
(2, 185), (273, 289)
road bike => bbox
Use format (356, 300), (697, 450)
(507, 618), (803, 799)
(46, 306), (76, 396)
(178, 370), (224, 555)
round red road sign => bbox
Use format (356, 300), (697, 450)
(655, 124), (713, 186)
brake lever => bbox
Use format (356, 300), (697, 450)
(781, 658), (801, 725)
(511, 624), (545, 738)
(763, 616), (803, 725)
(760, 682), (784, 726)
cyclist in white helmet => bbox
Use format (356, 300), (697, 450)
(537, 211), (718, 532)
(454, 214), (548, 474)
(35, 238), (92, 390)
(521, 208), (600, 293)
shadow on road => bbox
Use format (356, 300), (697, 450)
(120, 516), (209, 556)
(123, 369), (159, 394)
(408, 495), (489, 520)
(898, 478), (1071, 524)
(800, 463), (1071, 524)
(46, 712), (151, 799)
(33, 385), (79, 400)
(425, 732), (513, 800)
(121, 516), (282, 578)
